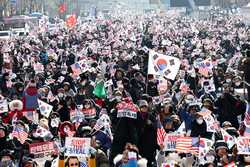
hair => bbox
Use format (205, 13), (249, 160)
(65, 156), (79, 167)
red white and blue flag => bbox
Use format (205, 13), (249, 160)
(176, 137), (199, 154)
(12, 127), (28, 144)
(157, 117), (167, 146)
(71, 60), (89, 76)
(244, 102), (250, 136)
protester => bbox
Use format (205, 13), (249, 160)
(0, 8), (250, 167)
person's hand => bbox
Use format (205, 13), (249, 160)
(160, 144), (164, 151)
(91, 136), (96, 148)
(232, 146), (238, 157)
(221, 155), (229, 165)
(146, 119), (152, 125)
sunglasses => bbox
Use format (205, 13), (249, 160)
(70, 163), (79, 166)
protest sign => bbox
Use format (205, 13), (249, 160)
(33, 63), (44, 74)
(22, 111), (39, 124)
(29, 141), (55, 158)
(162, 161), (176, 167)
(116, 101), (138, 119)
(163, 134), (181, 151)
(158, 77), (168, 94)
(0, 99), (8, 113)
(203, 114), (219, 132)
(70, 109), (85, 123)
(236, 137), (250, 155)
(65, 137), (91, 156)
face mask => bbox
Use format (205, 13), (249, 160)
(61, 71), (67, 75)
(115, 96), (122, 101)
(235, 82), (241, 86)
(179, 71), (185, 79)
(79, 92), (85, 96)
(58, 93), (64, 98)
(226, 79), (231, 83)
(196, 118), (203, 125)
(81, 80), (87, 86)
(206, 155), (215, 162)
(244, 156), (250, 163)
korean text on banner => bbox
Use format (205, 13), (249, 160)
(29, 141), (55, 157)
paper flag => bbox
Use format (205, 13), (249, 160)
(38, 99), (53, 118)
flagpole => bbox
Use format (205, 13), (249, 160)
(244, 75), (246, 100)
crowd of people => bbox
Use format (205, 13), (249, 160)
(0, 10), (250, 167)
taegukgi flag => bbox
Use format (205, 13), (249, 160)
(148, 50), (181, 80)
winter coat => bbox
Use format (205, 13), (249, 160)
(110, 117), (139, 162)
(0, 77), (9, 97)
(147, 80), (159, 97)
(95, 130), (112, 153)
(190, 120), (212, 139)
(215, 93), (245, 129)
(39, 51), (48, 65)
(137, 112), (158, 167)
(179, 108), (195, 131)
(95, 149), (110, 167)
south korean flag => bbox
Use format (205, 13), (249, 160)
(148, 50), (181, 80)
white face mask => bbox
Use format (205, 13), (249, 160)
(235, 82), (241, 86)
(115, 96), (122, 101)
(196, 118), (204, 125)
(226, 79), (231, 83)
(58, 93), (64, 98)
(206, 155), (215, 162)
(61, 71), (67, 75)
(244, 156), (250, 162)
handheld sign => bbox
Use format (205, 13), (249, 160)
(237, 137), (250, 155)
(65, 137), (91, 157)
(29, 141), (56, 158)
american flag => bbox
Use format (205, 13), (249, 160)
(176, 137), (199, 154)
(157, 117), (167, 146)
(12, 127), (28, 144)
(244, 102), (250, 129)
(198, 67), (209, 77)
(93, 120), (104, 131)
(71, 60), (88, 76)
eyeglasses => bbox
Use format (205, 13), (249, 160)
(70, 163), (79, 166)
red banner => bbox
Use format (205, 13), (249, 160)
(66, 15), (77, 28)
(116, 101), (138, 119)
(29, 141), (56, 157)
